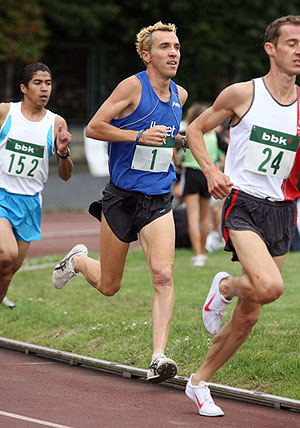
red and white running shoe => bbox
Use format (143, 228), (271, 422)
(202, 271), (232, 335)
(185, 374), (224, 417)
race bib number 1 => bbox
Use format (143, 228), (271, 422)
(131, 136), (174, 172)
(2, 138), (44, 179)
(244, 125), (300, 179)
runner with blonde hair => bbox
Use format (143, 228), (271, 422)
(136, 21), (177, 61)
(53, 22), (188, 384)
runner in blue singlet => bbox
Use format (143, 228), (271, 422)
(52, 22), (188, 384)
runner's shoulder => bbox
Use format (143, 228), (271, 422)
(116, 75), (142, 95)
(0, 102), (10, 123)
(222, 81), (253, 104)
(176, 85), (188, 106)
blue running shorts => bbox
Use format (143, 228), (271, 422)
(0, 188), (42, 242)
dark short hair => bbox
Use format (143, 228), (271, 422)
(264, 15), (300, 45)
(20, 62), (52, 87)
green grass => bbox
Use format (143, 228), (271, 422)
(1, 249), (300, 400)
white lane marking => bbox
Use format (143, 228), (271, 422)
(42, 229), (99, 238)
(0, 410), (77, 428)
(19, 263), (55, 272)
(0, 362), (55, 366)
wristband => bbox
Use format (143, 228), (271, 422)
(57, 147), (70, 159)
(136, 129), (144, 143)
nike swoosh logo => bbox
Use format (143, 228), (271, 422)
(194, 392), (204, 408)
(204, 294), (216, 312)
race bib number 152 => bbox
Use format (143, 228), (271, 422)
(2, 138), (44, 179)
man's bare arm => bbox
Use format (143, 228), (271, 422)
(86, 76), (171, 146)
(54, 115), (73, 181)
(186, 82), (253, 199)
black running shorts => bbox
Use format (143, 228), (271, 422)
(181, 167), (211, 199)
(89, 181), (173, 243)
(222, 189), (297, 261)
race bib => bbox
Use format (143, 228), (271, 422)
(2, 138), (44, 179)
(244, 125), (300, 179)
(131, 136), (174, 172)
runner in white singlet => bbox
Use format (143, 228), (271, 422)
(0, 62), (73, 307)
(185, 15), (300, 417)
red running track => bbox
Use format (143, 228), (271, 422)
(0, 348), (299, 428)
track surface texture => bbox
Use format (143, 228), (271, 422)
(1, 348), (300, 428)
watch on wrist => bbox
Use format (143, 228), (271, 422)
(57, 147), (70, 159)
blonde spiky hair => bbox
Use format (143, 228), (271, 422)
(135, 21), (177, 63)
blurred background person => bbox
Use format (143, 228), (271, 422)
(176, 103), (220, 266)
(205, 121), (229, 253)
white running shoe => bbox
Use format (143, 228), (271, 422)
(191, 254), (207, 267)
(2, 296), (15, 308)
(202, 271), (233, 335)
(205, 231), (224, 253)
(147, 352), (177, 383)
(185, 374), (224, 417)
(52, 244), (88, 289)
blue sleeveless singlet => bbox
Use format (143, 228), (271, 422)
(108, 71), (182, 195)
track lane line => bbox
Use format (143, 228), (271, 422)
(0, 410), (78, 428)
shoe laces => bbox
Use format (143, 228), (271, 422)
(150, 353), (164, 367)
(59, 260), (68, 271)
(150, 353), (171, 372)
(216, 310), (227, 318)
(202, 384), (215, 405)
(153, 352), (165, 361)
(60, 259), (75, 276)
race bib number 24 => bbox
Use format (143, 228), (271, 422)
(244, 125), (300, 179)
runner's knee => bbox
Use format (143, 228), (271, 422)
(98, 278), (121, 296)
(0, 249), (18, 272)
(152, 267), (173, 289)
(256, 277), (284, 305)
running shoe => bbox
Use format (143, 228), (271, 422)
(202, 271), (233, 335)
(2, 296), (15, 308)
(191, 254), (207, 267)
(52, 244), (88, 289)
(205, 231), (224, 253)
(147, 353), (177, 383)
(185, 374), (224, 417)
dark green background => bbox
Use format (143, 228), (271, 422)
(0, 0), (299, 123)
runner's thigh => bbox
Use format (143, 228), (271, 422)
(99, 213), (130, 283)
(0, 218), (18, 256)
(139, 211), (175, 271)
(229, 229), (282, 284)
